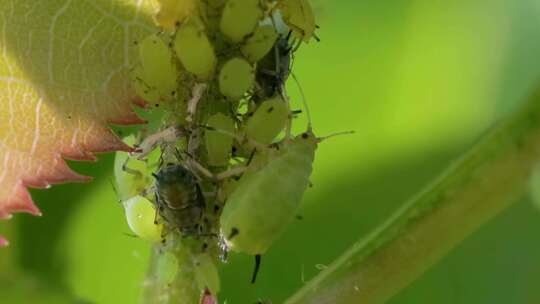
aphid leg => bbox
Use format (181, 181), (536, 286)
(108, 179), (122, 204)
(246, 148), (257, 166)
(251, 254), (262, 284)
(279, 90), (293, 139)
(121, 157), (143, 178)
(153, 192), (160, 225)
(290, 73), (313, 130)
(122, 232), (139, 239)
(287, 23), (310, 47)
(280, 30), (302, 55)
(291, 109), (302, 118)
(186, 157), (246, 183)
(198, 124), (268, 151)
(130, 126), (185, 160)
(186, 83), (208, 124)
(215, 166), (248, 181)
(291, 38), (303, 52)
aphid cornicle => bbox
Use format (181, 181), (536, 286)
(154, 164), (206, 235)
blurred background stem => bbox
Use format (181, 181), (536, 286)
(286, 85), (540, 304)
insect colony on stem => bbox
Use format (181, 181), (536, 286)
(114, 0), (337, 300)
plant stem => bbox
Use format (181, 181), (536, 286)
(141, 237), (200, 304)
(286, 87), (540, 304)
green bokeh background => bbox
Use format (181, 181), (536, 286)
(2, 0), (540, 303)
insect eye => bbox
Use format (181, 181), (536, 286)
(301, 133), (309, 139)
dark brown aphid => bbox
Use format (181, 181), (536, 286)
(255, 32), (292, 98)
(154, 164), (205, 235)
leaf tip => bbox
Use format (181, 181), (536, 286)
(0, 237), (9, 247)
(199, 288), (217, 304)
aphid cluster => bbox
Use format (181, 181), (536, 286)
(115, 0), (322, 301)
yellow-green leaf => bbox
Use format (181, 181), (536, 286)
(0, 0), (157, 243)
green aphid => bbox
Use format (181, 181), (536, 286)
(205, 113), (235, 167)
(220, 0), (263, 42)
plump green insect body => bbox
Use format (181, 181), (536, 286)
(220, 131), (317, 255)
(245, 96), (289, 145)
(155, 164), (206, 235)
(220, 0), (263, 42)
(114, 135), (159, 201)
(114, 151), (148, 201)
(194, 253), (221, 295)
(131, 65), (163, 105)
(155, 0), (198, 30)
(241, 25), (279, 63)
(124, 195), (163, 243)
(114, 135), (163, 242)
(218, 57), (254, 100)
(174, 20), (216, 80)
(138, 34), (177, 99)
(156, 251), (179, 284)
(276, 0), (317, 42)
(205, 113), (235, 166)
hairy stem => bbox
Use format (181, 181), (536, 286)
(286, 86), (540, 304)
(141, 237), (200, 304)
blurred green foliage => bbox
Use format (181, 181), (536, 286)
(2, 0), (540, 303)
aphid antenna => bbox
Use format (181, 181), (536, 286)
(108, 178), (122, 204)
(316, 130), (355, 143)
(122, 232), (139, 239)
(179, 148), (247, 183)
(290, 72), (313, 131)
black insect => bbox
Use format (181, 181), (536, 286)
(153, 164), (205, 236)
(255, 31), (293, 98)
